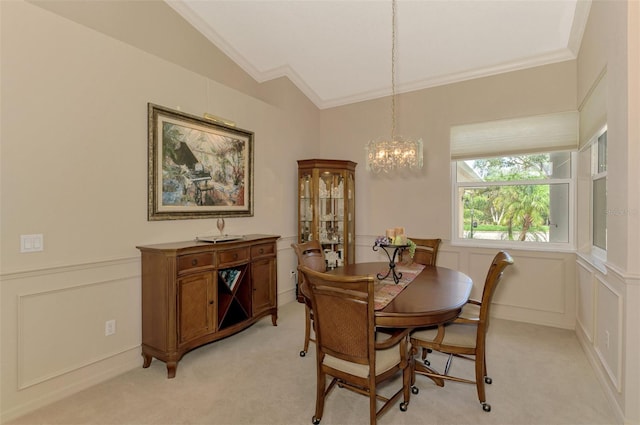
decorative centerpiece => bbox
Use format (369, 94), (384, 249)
(374, 227), (417, 260)
(373, 227), (417, 283)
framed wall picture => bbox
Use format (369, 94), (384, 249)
(147, 103), (254, 220)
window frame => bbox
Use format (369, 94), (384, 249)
(589, 126), (607, 260)
(451, 151), (577, 252)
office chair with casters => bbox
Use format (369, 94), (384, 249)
(292, 240), (326, 357)
(298, 265), (412, 425)
(402, 237), (441, 266)
(409, 251), (514, 412)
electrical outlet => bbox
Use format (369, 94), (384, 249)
(105, 319), (116, 336)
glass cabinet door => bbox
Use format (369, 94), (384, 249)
(346, 171), (355, 264)
(297, 159), (357, 269)
(298, 171), (313, 243)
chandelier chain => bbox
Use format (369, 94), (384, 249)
(391, 0), (396, 141)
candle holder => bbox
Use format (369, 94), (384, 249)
(373, 243), (408, 284)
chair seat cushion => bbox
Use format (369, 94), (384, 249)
(412, 323), (477, 349)
(459, 302), (480, 320)
(323, 335), (401, 378)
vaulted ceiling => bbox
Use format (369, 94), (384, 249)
(168, 0), (590, 109)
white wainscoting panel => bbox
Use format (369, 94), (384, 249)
(1, 258), (142, 422)
(576, 260), (596, 342)
(18, 275), (139, 388)
(594, 274), (623, 392)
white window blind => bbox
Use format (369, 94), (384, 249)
(450, 111), (579, 160)
(579, 73), (607, 149)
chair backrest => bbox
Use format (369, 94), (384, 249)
(292, 240), (326, 272)
(478, 251), (514, 330)
(298, 265), (375, 366)
(406, 237), (442, 266)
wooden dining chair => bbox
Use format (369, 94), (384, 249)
(398, 237), (442, 359)
(298, 265), (411, 425)
(409, 251), (514, 412)
(403, 237), (441, 266)
(292, 240), (326, 357)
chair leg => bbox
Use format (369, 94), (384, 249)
(369, 384), (377, 425)
(475, 351), (491, 412)
(483, 355), (492, 384)
(301, 305), (312, 357)
(411, 347), (445, 388)
(421, 348), (432, 366)
(401, 355), (412, 409)
(313, 371), (326, 424)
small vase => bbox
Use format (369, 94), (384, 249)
(216, 218), (225, 236)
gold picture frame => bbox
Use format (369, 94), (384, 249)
(147, 103), (254, 220)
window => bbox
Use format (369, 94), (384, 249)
(450, 112), (578, 250)
(591, 128), (607, 255)
(453, 152), (574, 248)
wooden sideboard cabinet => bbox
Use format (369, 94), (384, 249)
(137, 234), (279, 378)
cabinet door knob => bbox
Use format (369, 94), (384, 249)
(259, 248), (264, 254)
(192, 259), (198, 266)
(233, 253), (238, 260)
(209, 300), (214, 305)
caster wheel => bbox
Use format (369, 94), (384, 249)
(424, 360), (430, 366)
(411, 386), (419, 395)
(312, 416), (320, 424)
(300, 351), (306, 357)
(482, 403), (491, 412)
(400, 402), (408, 411)
(485, 377), (492, 384)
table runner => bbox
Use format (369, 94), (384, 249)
(374, 262), (425, 310)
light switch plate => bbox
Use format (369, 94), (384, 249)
(20, 234), (44, 253)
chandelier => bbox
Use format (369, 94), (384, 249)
(366, 0), (423, 174)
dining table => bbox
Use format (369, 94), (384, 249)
(326, 262), (473, 329)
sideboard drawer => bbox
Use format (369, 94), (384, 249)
(218, 247), (249, 267)
(251, 243), (275, 258)
(177, 253), (214, 273)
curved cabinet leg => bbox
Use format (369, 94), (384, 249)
(166, 362), (177, 379)
(271, 312), (278, 326)
(142, 352), (152, 368)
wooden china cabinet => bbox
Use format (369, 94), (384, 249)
(297, 159), (356, 271)
(137, 234), (278, 378)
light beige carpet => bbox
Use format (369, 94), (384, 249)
(8, 301), (618, 425)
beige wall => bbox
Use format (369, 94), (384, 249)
(574, 1), (640, 423)
(319, 61), (577, 239)
(1, 1), (317, 420)
(1, 0), (638, 423)
(1, 0), (320, 274)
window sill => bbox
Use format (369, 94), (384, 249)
(450, 239), (576, 253)
(576, 252), (607, 274)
